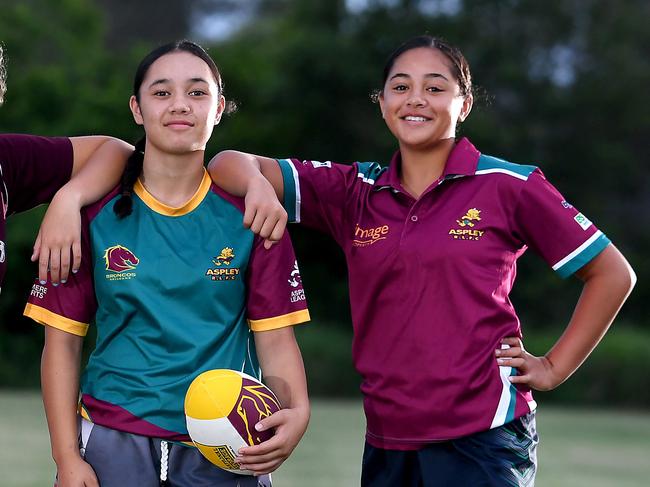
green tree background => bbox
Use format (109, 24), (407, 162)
(1, 0), (648, 405)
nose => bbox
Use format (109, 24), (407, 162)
(406, 94), (426, 107)
(169, 94), (190, 114)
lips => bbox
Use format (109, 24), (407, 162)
(164, 120), (194, 127)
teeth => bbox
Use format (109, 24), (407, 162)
(404, 116), (427, 122)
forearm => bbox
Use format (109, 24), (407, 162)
(208, 150), (284, 200)
(545, 245), (636, 385)
(66, 137), (133, 206)
(254, 327), (309, 411)
(41, 326), (84, 465)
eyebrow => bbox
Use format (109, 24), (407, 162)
(147, 77), (210, 88)
(389, 72), (450, 82)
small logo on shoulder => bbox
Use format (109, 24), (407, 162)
(310, 161), (332, 169)
(206, 247), (241, 281)
(104, 245), (139, 280)
(353, 223), (390, 247)
(449, 208), (485, 241)
(288, 260), (305, 303)
(574, 213), (592, 230)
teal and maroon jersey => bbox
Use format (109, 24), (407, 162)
(25, 170), (309, 441)
(278, 137), (610, 450)
(0, 135), (73, 290)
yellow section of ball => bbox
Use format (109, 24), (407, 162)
(193, 441), (241, 471)
(185, 369), (243, 420)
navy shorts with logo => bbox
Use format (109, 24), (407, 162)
(361, 412), (538, 487)
(55, 418), (271, 487)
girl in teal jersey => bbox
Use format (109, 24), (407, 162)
(205, 36), (636, 486)
(29, 41), (310, 487)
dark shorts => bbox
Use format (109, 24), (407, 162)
(57, 418), (271, 487)
(362, 412), (538, 487)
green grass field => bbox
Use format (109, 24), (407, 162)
(1, 391), (649, 486)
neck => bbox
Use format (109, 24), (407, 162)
(399, 138), (456, 199)
(140, 148), (206, 207)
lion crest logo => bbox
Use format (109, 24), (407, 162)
(456, 208), (481, 227)
(213, 247), (235, 266)
(104, 245), (140, 273)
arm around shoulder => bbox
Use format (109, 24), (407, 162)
(33, 138), (133, 284)
(208, 151), (288, 246)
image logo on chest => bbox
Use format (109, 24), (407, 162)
(206, 247), (241, 281)
(449, 208), (486, 241)
(352, 223), (390, 247)
(104, 245), (140, 280)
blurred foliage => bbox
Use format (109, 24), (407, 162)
(0, 0), (648, 403)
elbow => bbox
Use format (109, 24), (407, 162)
(610, 256), (636, 303)
(624, 261), (637, 296)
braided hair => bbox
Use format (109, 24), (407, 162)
(112, 136), (145, 218)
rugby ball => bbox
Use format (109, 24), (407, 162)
(184, 369), (281, 475)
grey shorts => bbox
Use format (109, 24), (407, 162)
(64, 418), (271, 487)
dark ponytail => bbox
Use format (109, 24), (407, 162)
(113, 136), (145, 219)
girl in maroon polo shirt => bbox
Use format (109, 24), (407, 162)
(0, 45), (131, 291)
(207, 35), (635, 485)
(207, 36), (635, 486)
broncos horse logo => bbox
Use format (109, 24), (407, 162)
(104, 245), (140, 273)
(213, 247), (235, 266)
(457, 208), (481, 228)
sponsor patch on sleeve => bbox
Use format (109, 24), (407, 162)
(309, 161), (332, 169)
(574, 212), (592, 230)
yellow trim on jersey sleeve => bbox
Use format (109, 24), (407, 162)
(23, 303), (89, 336)
(248, 309), (311, 332)
(134, 169), (211, 216)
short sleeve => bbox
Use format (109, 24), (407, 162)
(245, 230), (310, 332)
(277, 158), (385, 244)
(23, 210), (97, 336)
(513, 169), (611, 278)
(0, 134), (73, 215)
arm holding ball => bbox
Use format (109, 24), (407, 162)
(236, 326), (310, 474)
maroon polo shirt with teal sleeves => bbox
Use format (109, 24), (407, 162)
(0, 134), (73, 290)
(277, 137), (610, 450)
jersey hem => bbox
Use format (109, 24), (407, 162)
(248, 309), (310, 331)
(365, 408), (538, 450)
(23, 303), (89, 336)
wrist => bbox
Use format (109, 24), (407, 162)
(53, 447), (83, 467)
(288, 402), (311, 422)
(246, 174), (274, 194)
(541, 354), (567, 389)
(53, 183), (84, 208)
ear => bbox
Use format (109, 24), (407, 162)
(458, 93), (473, 123)
(214, 95), (226, 126)
(129, 95), (144, 126)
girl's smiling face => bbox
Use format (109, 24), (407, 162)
(129, 51), (225, 156)
(379, 47), (473, 152)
